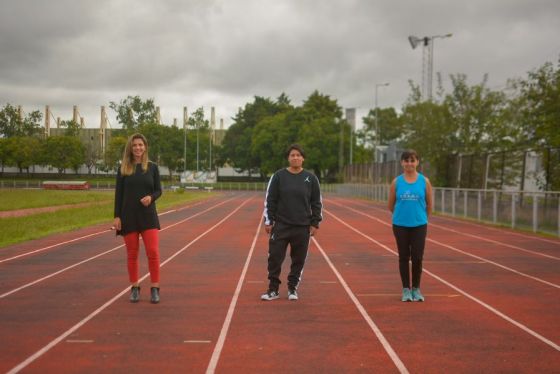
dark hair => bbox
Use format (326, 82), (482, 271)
(401, 149), (419, 161)
(285, 144), (305, 158)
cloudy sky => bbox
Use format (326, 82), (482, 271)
(1, 0), (559, 130)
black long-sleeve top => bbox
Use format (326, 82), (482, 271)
(114, 162), (162, 236)
(264, 168), (323, 227)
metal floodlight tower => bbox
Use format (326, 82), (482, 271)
(408, 33), (452, 100)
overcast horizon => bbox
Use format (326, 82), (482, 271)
(1, 0), (559, 131)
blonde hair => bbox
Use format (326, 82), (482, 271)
(120, 133), (149, 176)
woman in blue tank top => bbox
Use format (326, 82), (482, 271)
(388, 150), (433, 302)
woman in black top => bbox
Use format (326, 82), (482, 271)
(114, 133), (162, 304)
(261, 144), (323, 301)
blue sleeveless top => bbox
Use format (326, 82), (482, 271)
(392, 173), (428, 227)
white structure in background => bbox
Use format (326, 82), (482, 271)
(180, 171), (217, 184)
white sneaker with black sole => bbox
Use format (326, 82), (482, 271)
(288, 289), (298, 301)
(261, 290), (279, 301)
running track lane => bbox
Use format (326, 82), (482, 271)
(0, 195), (236, 299)
(0, 193), (248, 373)
(213, 220), (405, 373)
(2, 194), (559, 372)
(5, 196), (412, 373)
(319, 198), (559, 372)
(328, 197), (560, 343)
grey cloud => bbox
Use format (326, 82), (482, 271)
(1, 0), (559, 127)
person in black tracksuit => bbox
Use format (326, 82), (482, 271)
(261, 144), (323, 301)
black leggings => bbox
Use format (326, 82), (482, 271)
(392, 224), (427, 289)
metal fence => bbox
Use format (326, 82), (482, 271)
(447, 148), (560, 191)
(331, 183), (560, 237)
(2, 178), (558, 237)
(342, 148), (560, 191)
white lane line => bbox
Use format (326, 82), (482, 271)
(424, 260), (486, 263)
(426, 268), (560, 351)
(326, 209), (560, 352)
(335, 199), (560, 261)
(428, 237), (560, 289)
(312, 238), (409, 374)
(184, 340), (211, 344)
(206, 219), (262, 374)
(433, 214), (560, 245)
(428, 223), (560, 261)
(0, 197), (216, 265)
(357, 293), (461, 298)
(0, 230), (110, 264)
(0, 197), (237, 299)
(7, 197), (252, 374)
(327, 202), (560, 289)
(1, 245), (123, 299)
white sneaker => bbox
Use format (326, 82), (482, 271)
(288, 289), (298, 301)
(261, 290), (279, 301)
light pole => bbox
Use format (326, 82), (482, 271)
(374, 82), (389, 162)
(183, 107), (188, 175)
(408, 33), (452, 100)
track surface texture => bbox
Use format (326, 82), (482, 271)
(1, 192), (558, 373)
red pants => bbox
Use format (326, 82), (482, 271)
(123, 229), (160, 283)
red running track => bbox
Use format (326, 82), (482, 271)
(0, 192), (558, 373)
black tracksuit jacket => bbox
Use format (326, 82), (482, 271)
(263, 168), (322, 228)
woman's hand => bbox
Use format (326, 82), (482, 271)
(265, 224), (272, 235)
(113, 217), (121, 231)
(310, 226), (318, 236)
(140, 195), (152, 207)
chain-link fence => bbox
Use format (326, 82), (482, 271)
(331, 183), (560, 237)
(342, 148), (559, 191)
(446, 148), (560, 191)
(342, 161), (425, 185)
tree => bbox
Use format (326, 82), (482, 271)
(84, 141), (101, 174)
(138, 122), (185, 180)
(109, 96), (159, 133)
(297, 91), (345, 180)
(0, 103), (43, 138)
(251, 110), (299, 176)
(444, 74), (514, 155)
(103, 136), (127, 172)
(185, 107), (211, 171)
(0, 138), (7, 173)
(513, 60), (560, 149)
(159, 125), (184, 180)
(3, 137), (42, 173)
(44, 136), (85, 174)
(400, 82), (455, 186)
(511, 60), (560, 190)
(221, 95), (289, 175)
(362, 107), (404, 148)
(58, 120), (82, 137)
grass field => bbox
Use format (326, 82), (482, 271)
(0, 189), (213, 248)
(0, 190), (114, 211)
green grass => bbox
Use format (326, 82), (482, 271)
(0, 190), (213, 248)
(0, 190), (114, 211)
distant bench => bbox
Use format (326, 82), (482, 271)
(42, 181), (90, 190)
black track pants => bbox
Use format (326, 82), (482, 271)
(267, 222), (311, 291)
(392, 224), (427, 289)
